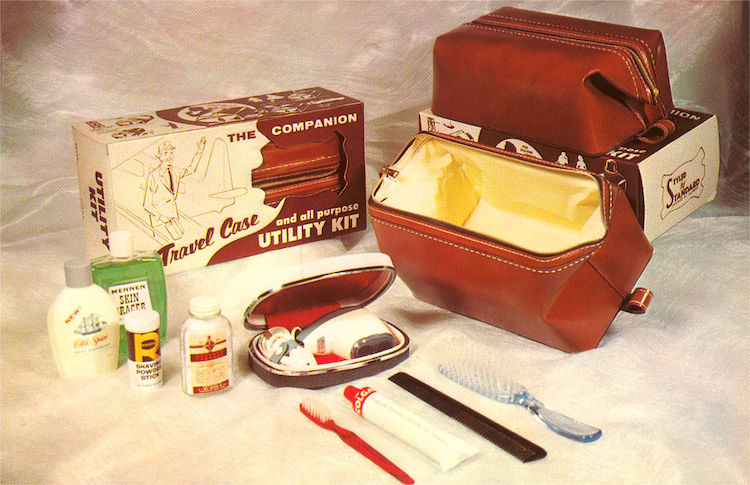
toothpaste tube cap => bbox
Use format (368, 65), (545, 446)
(344, 385), (375, 416)
(344, 385), (361, 403)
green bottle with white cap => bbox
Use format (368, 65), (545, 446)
(91, 230), (168, 366)
(47, 258), (120, 378)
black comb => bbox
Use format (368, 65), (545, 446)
(388, 372), (547, 463)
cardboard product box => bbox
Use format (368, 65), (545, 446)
(73, 87), (365, 275)
(419, 108), (719, 241)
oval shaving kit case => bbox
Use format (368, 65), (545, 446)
(243, 253), (410, 388)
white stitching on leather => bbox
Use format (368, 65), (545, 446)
(464, 23), (643, 100)
(253, 155), (339, 174)
(369, 134), (622, 274)
(484, 13), (658, 74)
(376, 206), (605, 262)
(370, 216), (593, 274)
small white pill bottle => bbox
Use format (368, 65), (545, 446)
(180, 296), (234, 396)
(123, 309), (163, 390)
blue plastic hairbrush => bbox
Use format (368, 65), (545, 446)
(438, 359), (602, 442)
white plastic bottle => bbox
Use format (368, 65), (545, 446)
(180, 296), (234, 396)
(47, 258), (120, 378)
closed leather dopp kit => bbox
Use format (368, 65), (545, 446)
(432, 7), (675, 156)
(252, 134), (346, 206)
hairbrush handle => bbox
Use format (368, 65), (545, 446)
(330, 423), (415, 485)
(525, 400), (602, 443)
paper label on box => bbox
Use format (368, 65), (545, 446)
(639, 113), (719, 240)
(660, 148), (706, 218)
(419, 112), (482, 142)
(104, 122), (282, 274)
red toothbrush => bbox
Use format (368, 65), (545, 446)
(299, 398), (414, 485)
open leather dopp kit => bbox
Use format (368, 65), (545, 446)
(60, 5), (722, 478)
(369, 133), (653, 352)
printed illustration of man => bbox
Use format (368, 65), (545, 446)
(143, 137), (206, 239)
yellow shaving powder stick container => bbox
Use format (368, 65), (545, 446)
(123, 309), (163, 390)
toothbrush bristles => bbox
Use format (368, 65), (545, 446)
(299, 398), (332, 425)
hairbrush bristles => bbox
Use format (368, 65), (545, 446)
(438, 357), (524, 403)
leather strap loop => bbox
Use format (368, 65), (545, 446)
(621, 287), (653, 314)
(603, 159), (628, 192)
(636, 119), (676, 144)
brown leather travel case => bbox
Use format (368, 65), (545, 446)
(253, 133), (346, 205)
(368, 133), (653, 352)
(432, 7), (675, 156)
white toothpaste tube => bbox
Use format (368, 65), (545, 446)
(344, 385), (478, 471)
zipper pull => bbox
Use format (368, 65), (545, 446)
(380, 167), (400, 178)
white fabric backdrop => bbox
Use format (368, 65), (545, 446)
(2, 2), (748, 484)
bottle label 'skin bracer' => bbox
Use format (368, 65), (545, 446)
(187, 331), (230, 394)
(107, 280), (154, 316)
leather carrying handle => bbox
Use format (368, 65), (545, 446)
(637, 119), (676, 144)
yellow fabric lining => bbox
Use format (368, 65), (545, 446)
(373, 134), (606, 254)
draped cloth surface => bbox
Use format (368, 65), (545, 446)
(1, 2), (747, 484)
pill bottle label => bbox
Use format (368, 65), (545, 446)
(187, 331), (230, 394)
